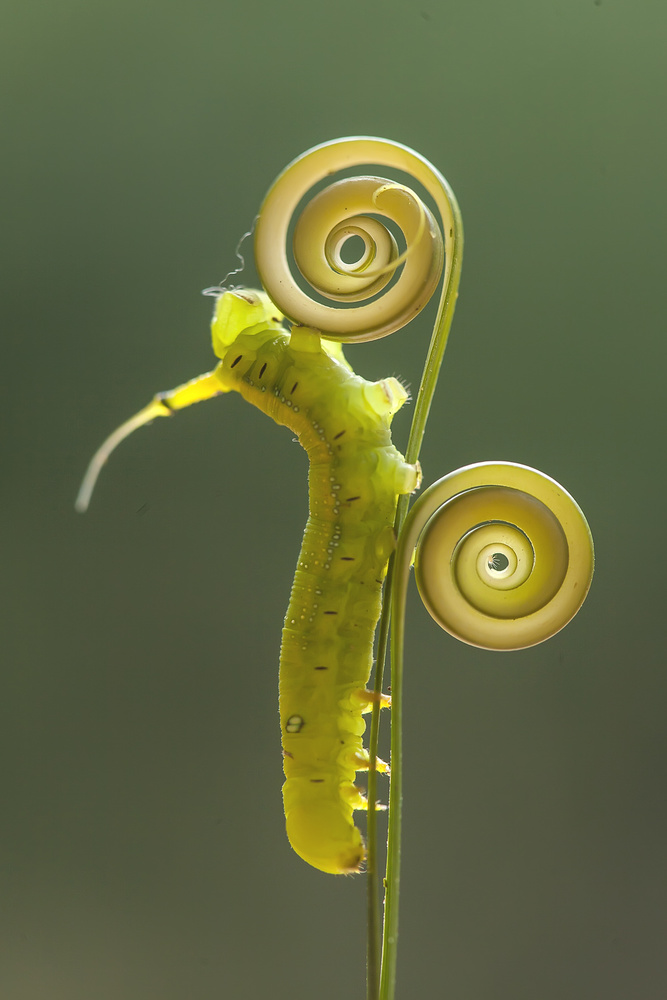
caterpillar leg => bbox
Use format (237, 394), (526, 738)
(353, 688), (392, 712)
(350, 748), (390, 776)
(341, 783), (388, 812)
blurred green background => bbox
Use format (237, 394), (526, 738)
(3, 1), (666, 997)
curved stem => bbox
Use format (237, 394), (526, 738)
(403, 183), (464, 469)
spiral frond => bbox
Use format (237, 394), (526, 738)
(397, 462), (594, 650)
(254, 137), (457, 342)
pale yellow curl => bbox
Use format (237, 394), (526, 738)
(397, 462), (595, 650)
(254, 137), (457, 342)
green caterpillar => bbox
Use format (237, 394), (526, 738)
(77, 288), (419, 874)
(219, 292), (420, 873)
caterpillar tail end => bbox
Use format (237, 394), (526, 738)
(283, 779), (366, 875)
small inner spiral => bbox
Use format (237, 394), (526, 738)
(454, 521), (536, 608)
(339, 234), (366, 265)
(329, 231), (372, 271)
(295, 191), (401, 302)
(479, 543), (514, 581)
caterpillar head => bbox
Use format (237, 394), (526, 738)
(211, 288), (284, 358)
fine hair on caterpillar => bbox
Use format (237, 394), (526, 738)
(76, 139), (593, 891)
(201, 221), (257, 298)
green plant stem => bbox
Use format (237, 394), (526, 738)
(378, 186), (463, 1000)
(366, 579), (393, 1000)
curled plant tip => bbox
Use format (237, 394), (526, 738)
(253, 137), (459, 342)
(400, 462), (595, 650)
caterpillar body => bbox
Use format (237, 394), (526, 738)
(77, 288), (419, 874)
(214, 292), (420, 874)
(74, 136), (463, 878)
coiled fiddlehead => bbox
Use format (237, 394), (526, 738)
(396, 462), (595, 650)
(254, 136), (453, 342)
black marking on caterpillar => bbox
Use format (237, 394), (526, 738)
(208, 292), (420, 875)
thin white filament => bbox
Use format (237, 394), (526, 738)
(75, 400), (168, 513)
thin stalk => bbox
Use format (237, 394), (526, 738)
(366, 571), (393, 1000)
(379, 188), (463, 1000)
